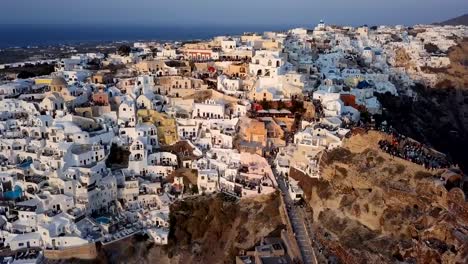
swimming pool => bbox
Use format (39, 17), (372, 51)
(17, 159), (32, 169)
(3, 185), (22, 200)
(96, 217), (111, 224)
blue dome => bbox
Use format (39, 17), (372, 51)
(357, 80), (370, 89)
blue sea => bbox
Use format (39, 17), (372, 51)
(0, 24), (295, 48)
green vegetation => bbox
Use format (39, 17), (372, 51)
(0, 63), (54, 79)
(424, 43), (442, 54)
(117, 45), (131, 56)
(106, 144), (130, 168)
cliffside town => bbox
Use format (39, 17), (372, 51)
(0, 21), (467, 264)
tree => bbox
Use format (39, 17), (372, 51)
(359, 110), (372, 124)
(424, 43), (441, 54)
(391, 34), (403, 42)
(117, 45), (131, 56)
(191, 185), (198, 194)
(277, 100), (286, 109)
(17, 71), (35, 79)
(86, 58), (101, 70)
(259, 100), (272, 110)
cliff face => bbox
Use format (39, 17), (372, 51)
(165, 193), (284, 263)
(55, 193), (284, 264)
(291, 131), (468, 263)
(434, 38), (468, 89)
(378, 39), (468, 172)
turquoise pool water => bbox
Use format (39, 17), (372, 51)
(17, 159), (32, 169)
(3, 186), (22, 200)
(96, 217), (111, 224)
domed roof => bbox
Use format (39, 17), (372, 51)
(357, 80), (371, 89)
(50, 77), (67, 86)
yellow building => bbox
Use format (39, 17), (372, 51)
(344, 76), (364, 88)
(156, 76), (207, 97)
(91, 71), (113, 84)
(248, 87), (276, 102)
(34, 78), (53, 85)
(224, 63), (249, 78)
(137, 109), (178, 145)
(240, 34), (262, 43)
(262, 39), (282, 50)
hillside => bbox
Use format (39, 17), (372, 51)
(437, 14), (468, 26)
(290, 131), (468, 263)
(49, 193), (285, 264)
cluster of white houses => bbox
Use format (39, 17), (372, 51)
(0, 20), (465, 262)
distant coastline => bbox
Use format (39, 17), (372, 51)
(0, 24), (293, 48)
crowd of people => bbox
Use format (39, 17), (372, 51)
(378, 133), (452, 170)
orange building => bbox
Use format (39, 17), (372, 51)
(92, 91), (109, 106)
(340, 94), (367, 112)
(340, 94), (358, 108)
(239, 118), (268, 147)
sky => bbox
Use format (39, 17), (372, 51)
(1, 0), (467, 27)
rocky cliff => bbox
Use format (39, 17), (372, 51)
(378, 38), (468, 173)
(291, 131), (468, 263)
(433, 38), (468, 89)
(164, 193), (284, 263)
(49, 193), (284, 264)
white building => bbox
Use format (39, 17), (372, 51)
(192, 100), (225, 119)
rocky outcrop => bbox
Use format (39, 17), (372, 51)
(437, 14), (468, 26)
(433, 38), (468, 89)
(394, 48), (415, 70)
(291, 131), (468, 263)
(53, 193), (284, 264)
(166, 193), (284, 263)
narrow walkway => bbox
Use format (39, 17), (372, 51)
(274, 169), (317, 264)
(288, 204), (316, 264)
